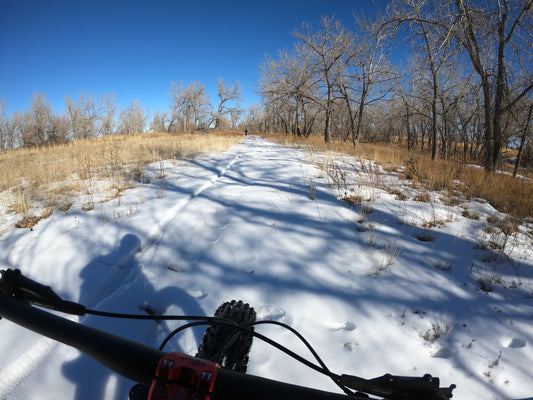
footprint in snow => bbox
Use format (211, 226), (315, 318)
(186, 289), (207, 299)
(257, 304), (286, 321)
(214, 212), (231, 231)
(432, 347), (454, 359)
(506, 338), (526, 348)
(328, 321), (357, 331)
(343, 342), (355, 352)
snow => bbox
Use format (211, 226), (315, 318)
(1, 136), (532, 400)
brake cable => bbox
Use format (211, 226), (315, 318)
(1, 269), (455, 399)
(0, 269), (353, 393)
(87, 309), (355, 394)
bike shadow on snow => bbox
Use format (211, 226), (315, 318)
(61, 233), (206, 400)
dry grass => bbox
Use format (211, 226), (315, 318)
(398, 156), (532, 218)
(263, 133), (533, 218)
(2, 130), (531, 231)
(1, 131), (242, 227)
(263, 133), (405, 166)
(15, 209), (53, 229)
(459, 168), (533, 218)
(340, 194), (368, 205)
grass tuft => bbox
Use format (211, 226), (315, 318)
(263, 133), (532, 219)
(15, 209), (53, 229)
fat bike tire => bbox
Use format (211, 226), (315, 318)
(196, 300), (256, 373)
(129, 300), (255, 399)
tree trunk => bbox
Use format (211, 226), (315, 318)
(355, 99), (365, 147)
(431, 96), (438, 160)
(324, 95), (332, 143)
(481, 75), (496, 171)
(491, 7), (508, 172)
(513, 104), (532, 177)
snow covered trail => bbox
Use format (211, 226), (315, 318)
(0, 142), (244, 399)
(1, 136), (532, 400)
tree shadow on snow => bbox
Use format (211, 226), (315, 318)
(156, 147), (533, 399)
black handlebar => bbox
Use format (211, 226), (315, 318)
(0, 292), (355, 400)
(0, 292), (163, 387)
(0, 269), (455, 400)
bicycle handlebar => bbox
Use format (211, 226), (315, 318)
(0, 292), (163, 386)
(0, 269), (455, 399)
(0, 291), (356, 400)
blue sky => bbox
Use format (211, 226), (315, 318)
(0, 0), (388, 115)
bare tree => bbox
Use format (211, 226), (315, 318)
(169, 81), (211, 133)
(7, 111), (25, 149)
(294, 16), (352, 142)
(259, 45), (319, 137)
(455, 0), (533, 171)
(241, 104), (264, 133)
(448, 70), (482, 162)
(229, 107), (243, 129)
(258, 15), (395, 142)
(258, 55), (290, 134)
(213, 78), (242, 130)
(378, 0), (533, 168)
(255, 0), (532, 161)
(65, 93), (101, 140)
(47, 113), (70, 144)
(150, 110), (169, 133)
(23, 92), (52, 147)
(391, 72), (418, 151)
(339, 15), (395, 146)
(118, 99), (147, 135)
(99, 93), (116, 136)
(259, 94), (294, 134)
(0, 97), (8, 151)
(381, 0), (456, 159)
(510, 98), (533, 175)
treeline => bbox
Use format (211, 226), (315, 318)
(2, 0), (532, 173)
(250, 0), (533, 172)
(0, 93), (148, 148)
(0, 77), (243, 149)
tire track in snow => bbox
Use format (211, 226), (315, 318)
(88, 150), (243, 312)
(140, 150), (242, 262)
(0, 147), (242, 399)
(0, 337), (57, 399)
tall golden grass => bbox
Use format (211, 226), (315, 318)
(263, 133), (533, 218)
(0, 132), (242, 221)
(1, 131), (531, 227)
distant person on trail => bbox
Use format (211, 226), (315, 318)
(244, 128), (248, 136)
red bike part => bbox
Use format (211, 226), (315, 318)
(148, 352), (219, 400)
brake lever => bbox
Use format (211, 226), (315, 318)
(340, 373), (456, 399)
(0, 269), (86, 315)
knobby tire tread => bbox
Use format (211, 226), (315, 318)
(196, 300), (256, 373)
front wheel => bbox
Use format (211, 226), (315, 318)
(196, 300), (256, 373)
(129, 300), (256, 400)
